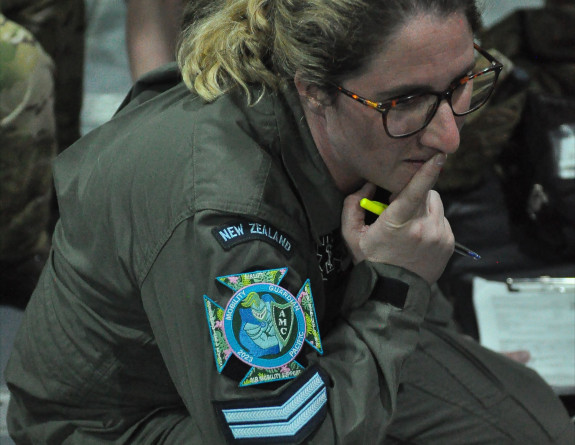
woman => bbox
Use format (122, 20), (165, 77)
(6, 0), (574, 443)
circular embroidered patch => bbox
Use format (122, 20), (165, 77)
(223, 283), (306, 369)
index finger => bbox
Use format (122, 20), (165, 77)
(386, 153), (446, 225)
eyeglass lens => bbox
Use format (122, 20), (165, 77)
(385, 59), (498, 137)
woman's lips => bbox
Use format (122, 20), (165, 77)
(405, 159), (427, 166)
(403, 159), (429, 174)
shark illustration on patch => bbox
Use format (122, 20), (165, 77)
(204, 268), (323, 387)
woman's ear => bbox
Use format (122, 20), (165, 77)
(294, 73), (328, 115)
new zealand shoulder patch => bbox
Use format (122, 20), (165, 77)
(204, 268), (323, 387)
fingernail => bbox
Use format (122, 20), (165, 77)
(434, 154), (447, 166)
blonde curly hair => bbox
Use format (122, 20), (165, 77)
(177, 0), (481, 103)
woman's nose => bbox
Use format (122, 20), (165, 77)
(419, 100), (462, 154)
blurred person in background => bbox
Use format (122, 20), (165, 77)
(126, 0), (184, 81)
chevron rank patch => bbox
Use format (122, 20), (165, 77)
(204, 268), (323, 387)
(214, 365), (329, 444)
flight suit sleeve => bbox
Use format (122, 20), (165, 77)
(140, 210), (431, 444)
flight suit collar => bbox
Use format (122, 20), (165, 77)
(273, 83), (345, 243)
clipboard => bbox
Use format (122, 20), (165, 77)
(506, 277), (575, 293)
(472, 276), (575, 395)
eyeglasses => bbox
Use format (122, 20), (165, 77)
(335, 44), (503, 138)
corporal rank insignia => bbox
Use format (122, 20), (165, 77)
(204, 268), (323, 387)
(214, 365), (329, 444)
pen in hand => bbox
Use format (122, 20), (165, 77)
(359, 198), (481, 261)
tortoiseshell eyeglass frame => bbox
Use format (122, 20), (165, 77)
(335, 44), (504, 138)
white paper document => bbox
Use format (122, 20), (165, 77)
(473, 276), (575, 394)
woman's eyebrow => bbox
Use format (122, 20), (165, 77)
(461, 59), (478, 77)
(373, 83), (432, 101)
(373, 60), (479, 101)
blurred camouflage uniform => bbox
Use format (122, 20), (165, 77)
(0, 5), (56, 307)
(3, 0), (85, 152)
(1, 0), (84, 307)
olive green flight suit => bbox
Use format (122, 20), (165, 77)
(6, 66), (574, 444)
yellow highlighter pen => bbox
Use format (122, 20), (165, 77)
(360, 198), (388, 215)
(359, 198), (481, 260)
